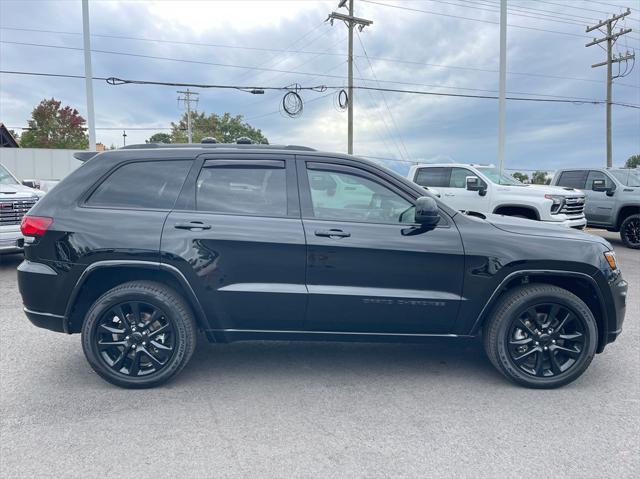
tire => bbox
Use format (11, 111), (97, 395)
(81, 281), (197, 388)
(620, 214), (640, 249)
(483, 284), (597, 389)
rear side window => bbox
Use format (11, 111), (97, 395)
(557, 170), (588, 189)
(414, 167), (451, 188)
(87, 160), (191, 209)
(196, 164), (287, 216)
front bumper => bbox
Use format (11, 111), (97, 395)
(545, 216), (587, 229)
(0, 226), (24, 254)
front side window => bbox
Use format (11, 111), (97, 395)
(557, 170), (588, 189)
(414, 167), (450, 188)
(196, 165), (287, 216)
(87, 160), (191, 209)
(307, 169), (415, 224)
(586, 170), (614, 190)
(449, 168), (475, 188)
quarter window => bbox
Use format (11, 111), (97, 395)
(557, 170), (588, 189)
(87, 160), (191, 209)
(196, 164), (287, 216)
(414, 167), (451, 188)
(306, 169), (415, 224)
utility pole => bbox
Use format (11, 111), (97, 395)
(328, 0), (372, 155)
(81, 0), (96, 151)
(586, 9), (634, 168)
(122, 130), (127, 146)
(498, 0), (507, 175)
(177, 89), (199, 143)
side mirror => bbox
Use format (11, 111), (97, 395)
(592, 179), (615, 196)
(22, 179), (40, 189)
(415, 196), (440, 227)
(466, 176), (487, 196)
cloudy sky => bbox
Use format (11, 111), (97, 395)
(1, 0), (639, 174)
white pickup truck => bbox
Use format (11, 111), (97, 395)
(408, 164), (587, 229)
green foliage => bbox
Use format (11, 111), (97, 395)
(147, 132), (172, 144)
(19, 98), (88, 149)
(170, 111), (268, 144)
(625, 154), (640, 168)
(511, 172), (529, 183)
(531, 170), (551, 185)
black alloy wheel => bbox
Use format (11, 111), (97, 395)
(506, 303), (586, 378)
(95, 301), (176, 377)
(620, 214), (640, 249)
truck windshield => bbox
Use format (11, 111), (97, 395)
(0, 164), (19, 185)
(610, 169), (640, 187)
(475, 166), (523, 186)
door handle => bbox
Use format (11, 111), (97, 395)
(174, 221), (212, 231)
(315, 229), (351, 238)
(444, 193), (455, 197)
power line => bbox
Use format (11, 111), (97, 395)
(5, 40), (631, 100)
(2, 70), (639, 108)
(359, 0), (639, 40)
(2, 26), (637, 88)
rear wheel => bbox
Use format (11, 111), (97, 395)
(483, 284), (597, 388)
(81, 281), (197, 388)
(620, 214), (640, 249)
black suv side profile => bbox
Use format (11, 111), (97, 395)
(18, 144), (627, 389)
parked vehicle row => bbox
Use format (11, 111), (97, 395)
(17, 143), (627, 390)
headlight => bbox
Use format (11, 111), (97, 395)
(604, 251), (618, 270)
(544, 194), (564, 214)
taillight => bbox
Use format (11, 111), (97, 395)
(20, 216), (53, 237)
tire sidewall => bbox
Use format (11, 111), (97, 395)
(82, 287), (190, 388)
(620, 214), (640, 249)
(494, 290), (598, 388)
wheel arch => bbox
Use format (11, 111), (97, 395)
(616, 205), (640, 229)
(66, 261), (209, 335)
(492, 204), (540, 220)
(470, 270), (609, 353)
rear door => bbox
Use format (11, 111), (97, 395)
(161, 154), (307, 332)
(300, 158), (465, 334)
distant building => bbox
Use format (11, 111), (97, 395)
(96, 142), (106, 152)
(0, 123), (19, 148)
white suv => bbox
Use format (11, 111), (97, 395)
(408, 164), (587, 229)
(0, 162), (44, 253)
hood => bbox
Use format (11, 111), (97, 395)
(483, 213), (611, 248)
(524, 184), (584, 196)
(0, 183), (44, 198)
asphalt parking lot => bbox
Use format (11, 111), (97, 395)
(0, 230), (638, 479)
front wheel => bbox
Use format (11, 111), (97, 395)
(81, 281), (197, 388)
(620, 214), (640, 249)
(483, 284), (597, 389)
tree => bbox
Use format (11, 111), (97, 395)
(147, 132), (172, 144)
(512, 172), (529, 183)
(170, 111), (268, 144)
(625, 154), (640, 168)
(531, 170), (551, 185)
(19, 98), (88, 149)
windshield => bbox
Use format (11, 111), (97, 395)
(0, 164), (19, 185)
(475, 166), (523, 186)
(610, 169), (640, 187)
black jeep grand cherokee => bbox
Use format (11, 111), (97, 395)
(18, 143), (627, 389)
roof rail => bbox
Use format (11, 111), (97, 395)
(120, 143), (316, 151)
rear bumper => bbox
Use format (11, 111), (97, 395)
(18, 260), (69, 333)
(604, 277), (628, 347)
(24, 307), (66, 333)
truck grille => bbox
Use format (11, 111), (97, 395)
(559, 196), (585, 216)
(0, 197), (38, 226)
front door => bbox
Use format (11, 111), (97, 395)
(299, 159), (465, 335)
(585, 170), (615, 225)
(161, 155), (307, 331)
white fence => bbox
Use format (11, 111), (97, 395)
(0, 148), (84, 181)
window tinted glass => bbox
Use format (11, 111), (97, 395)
(449, 168), (474, 188)
(414, 167), (450, 188)
(307, 169), (415, 223)
(586, 170), (614, 190)
(197, 166), (287, 216)
(87, 160), (191, 209)
(557, 170), (587, 189)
